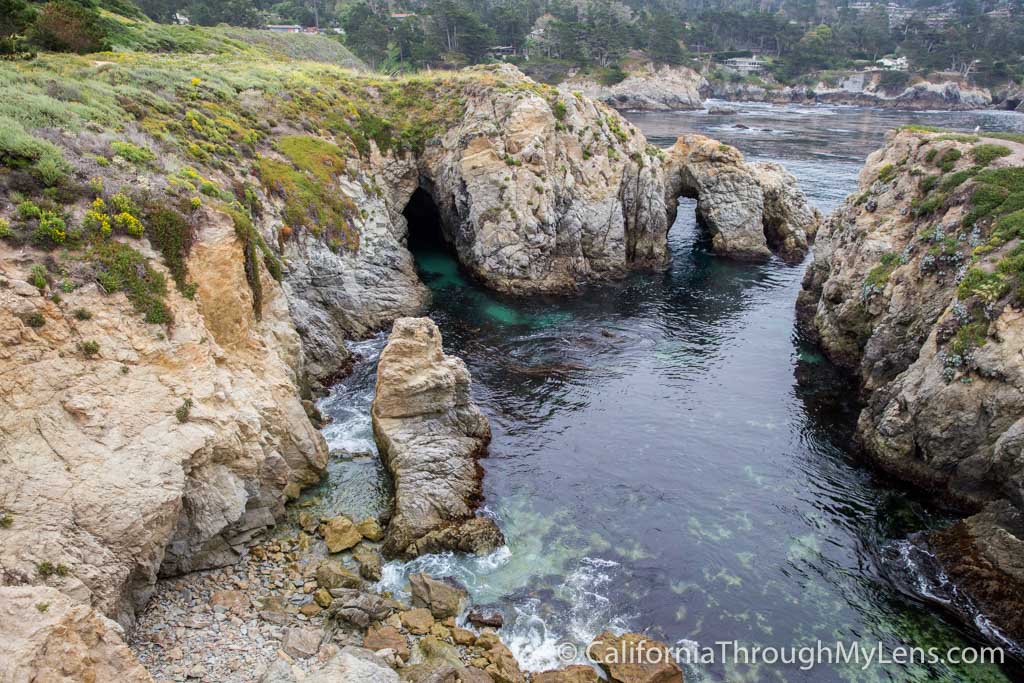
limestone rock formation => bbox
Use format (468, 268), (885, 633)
(0, 586), (153, 683)
(561, 62), (708, 112)
(371, 317), (503, 558)
(420, 65), (669, 293)
(0, 207), (328, 627)
(798, 127), (1024, 641)
(664, 134), (820, 261)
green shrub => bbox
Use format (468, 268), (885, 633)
(552, 99), (568, 121)
(145, 206), (194, 294)
(0, 118), (70, 186)
(175, 397), (192, 423)
(33, 210), (67, 245)
(17, 201), (41, 220)
(79, 340), (99, 357)
(940, 168), (978, 192)
(0, 513), (12, 528)
(72, 307), (92, 320)
(958, 267), (1008, 302)
(89, 240), (171, 324)
(0, 219), (10, 239)
(36, 561), (69, 578)
(877, 163), (896, 183)
(972, 144), (1012, 167)
(925, 148), (938, 163)
(111, 141), (155, 164)
(29, 263), (47, 290)
(23, 311), (45, 328)
(29, 1), (110, 54)
(938, 148), (962, 173)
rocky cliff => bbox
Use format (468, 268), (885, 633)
(0, 206), (328, 630)
(798, 127), (1024, 641)
(665, 134), (821, 261)
(561, 62), (708, 112)
(372, 317), (503, 559)
(711, 72), (992, 110)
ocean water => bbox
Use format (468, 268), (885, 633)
(318, 102), (1024, 682)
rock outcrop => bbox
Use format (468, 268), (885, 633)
(420, 65), (669, 293)
(0, 208), (328, 627)
(798, 127), (1024, 641)
(561, 62), (708, 112)
(710, 72), (992, 110)
(371, 317), (503, 558)
(664, 134), (820, 261)
(0, 586), (153, 682)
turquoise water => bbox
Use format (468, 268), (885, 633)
(319, 104), (1024, 682)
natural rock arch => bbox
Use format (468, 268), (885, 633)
(663, 134), (820, 263)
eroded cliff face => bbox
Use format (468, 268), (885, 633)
(420, 68), (670, 293)
(371, 317), (503, 559)
(0, 207), (328, 629)
(798, 128), (1024, 641)
(711, 72), (992, 110)
(665, 134), (820, 262)
(560, 63), (708, 112)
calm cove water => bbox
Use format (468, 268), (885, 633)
(316, 101), (1024, 682)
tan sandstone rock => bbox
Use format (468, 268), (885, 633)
(372, 317), (504, 558)
(0, 586), (153, 682)
(589, 632), (682, 683)
(320, 515), (363, 553)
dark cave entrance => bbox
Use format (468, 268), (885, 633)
(404, 186), (448, 253)
(403, 185), (465, 289)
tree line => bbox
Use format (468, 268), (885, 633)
(3, 0), (1024, 88)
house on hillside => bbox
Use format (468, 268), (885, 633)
(722, 56), (766, 75)
(266, 24), (303, 33)
(876, 55), (908, 71)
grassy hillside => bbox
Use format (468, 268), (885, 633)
(99, 12), (365, 68)
(0, 22), (563, 326)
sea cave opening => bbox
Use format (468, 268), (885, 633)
(403, 185), (465, 289)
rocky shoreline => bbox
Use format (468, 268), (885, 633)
(798, 127), (1024, 644)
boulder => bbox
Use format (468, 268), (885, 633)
(474, 631), (526, 683)
(467, 605), (504, 628)
(0, 586), (152, 683)
(400, 607), (436, 635)
(357, 517), (386, 542)
(321, 515), (363, 553)
(209, 590), (251, 615)
(532, 665), (601, 683)
(327, 588), (394, 628)
(364, 624), (411, 662)
(355, 549), (383, 581)
(409, 573), (468, 619)
(306, 647), (400, 683)
(317, 560), (363, 590)
(282, 626), (323, 659)
(589, 632), (682, 683)
(372, 318), (504, 558)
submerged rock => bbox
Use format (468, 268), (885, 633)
(372, 317), (504, 558)
(664, 134), (820, 262)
